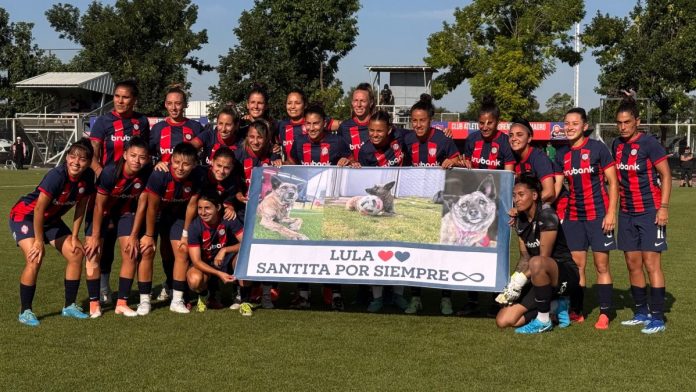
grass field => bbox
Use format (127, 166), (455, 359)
(1, 169), (695, 391)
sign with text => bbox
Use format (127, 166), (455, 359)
(235, 166), (513, 291)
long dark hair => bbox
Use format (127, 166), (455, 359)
(514, 172), (543, 213)
(245, 119), (274, 158)
(479, 95), (500, 121)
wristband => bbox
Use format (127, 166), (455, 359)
(181, 229), (188, 237)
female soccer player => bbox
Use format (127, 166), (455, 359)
(401, 94), (460, 315)
(508, 118), (559, 203)
(495, 174), (579, 334)
(339, 83), (376, 162)
(555, 108), (618, 329)
(612, 98), (671, 334)
(463, 96), (515, 171)
(84, 136), (154, 317)
(192, 105), (241, 167)
(186, 192), (249, 315)
(89, 79), (150, 304)
(151, 84), (204, 169)
(238, 83), (275, 141)
(11, 139), (95, 326)
(141, 143), (204, 314)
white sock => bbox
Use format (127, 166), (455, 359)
(172, 290), (184, 303)
(140, 294), (150, 304)
(332, 292), (341, 299)
(537, 312), (550, 323)
(372, 286), (383, 299)
(393, 286), (404, 295)
(299, 290), (309, 300)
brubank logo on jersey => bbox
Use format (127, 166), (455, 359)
(564, 166), (595, 176)
(111, 134), (132, 142)
(349, 142), (364, 150)
(526, 239), (540, 249)
(205, 243), (224, 251)
(617, 162), (640, 171)
(472, 156), (500, 167)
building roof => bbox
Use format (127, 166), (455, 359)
(15, 72), (114, 95)
(365, 65), (437, 73)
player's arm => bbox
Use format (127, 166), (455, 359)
(540, 176), (556, 204)
(538, 229), (557, 258)
(514, 237), (532, 275)
(68, 195), (89, 256)
(655, 159), (672, 226)
(553, 173), (564, 201)
(181, 195), (199, 245)
(90, 140), (103, 177)
(602, 165), (619, 232)
(140, 191), (160, 251)
(28, 193), (52, 264)
(84, 192), (108, 259)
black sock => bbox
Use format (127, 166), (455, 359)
(208, 279), (219, 297)
(64, 279), (80, 307)
(596, 283), (613, 316)
(86, 279), (100, 302)
(442, 289), (452, 298)
(534, 284), (553, 314)
(138, 281), (152, 295)
(118, 277), (133, 300)
(298, 283), (309, 291)
(162, 258), (174, 289)
(329, 284), (341, 294)
(523, 309), (538, 324)
(99, 229), (117, 274)
(199, 289), (209, 297)
(649, 287), (666, 321)
(172, 280), (188, 292)
(570, 285), (585, 313)
(630, 285), (649, 314)
(467, 291), (479, 303)
(411, 287), (422, 296)
(20, 283), (36, 312)
(240, 286), (252, 302)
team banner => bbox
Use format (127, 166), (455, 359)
(235, 166), (514, 291)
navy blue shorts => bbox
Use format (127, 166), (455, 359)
(9, 217), (71, 245)
(85, 213), (138, 238)
(562, 218), (616, 252)
(156, 215), (185, 242)
(618, 212), (667, 252)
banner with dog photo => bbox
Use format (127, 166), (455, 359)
(235, 166), (514, 291)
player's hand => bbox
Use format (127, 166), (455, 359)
(154, 161), (170, 172)
(337, 158), (352, 167)
(69, 236), (85, 256)
(461, 156), (472, 169)
(214, 249), (226, 267)
(272, 144), (281, 155)
(443, 127), (453, 138)
(655, 207), (668, 226)
(218, 272), (236, 284)
(236, 192), (248, 204)
(125, 235), (140, 259)
(140, 235), (156, 253)
(601, 213), (616, 233)
(349, 160), (361, 168)
(84, 236), (100, 259)
(272, 159), (283, 167)
(223, 206), (236, 220)
(507, 207), (518, 227)
(441, 158), (458, 169)
(28, 240), (45, 264)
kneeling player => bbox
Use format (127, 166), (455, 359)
(495, 174), (579, 334)
(187, 192), (249, 315)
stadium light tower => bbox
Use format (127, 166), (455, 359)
(574, 23), (580, 107)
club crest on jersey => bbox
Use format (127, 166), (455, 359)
(134, 183), (142, 189)
(491, 147), (498, 154)
(133, 124), (139, 130)
(631, 148), (638, 155)
(185, 134), (192, 140)
(428, 148), (437, 156)
(218, 229), (225, 235)
(392, 143), (400, 151)
(21, 225), (29, 234)
(184, 187), (192, 193)
(582, 153), (589, 160)
(321, 147), (329, 155)
(78, 187), (85, 194)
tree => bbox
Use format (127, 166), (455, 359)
(424, 0), (584, 118)
(583, 0), (696, 123)
(0, 8), (61, 117)
(211, 0), (360, 119)
(45, 0), (211, 115)
(543, 92), (574, 121)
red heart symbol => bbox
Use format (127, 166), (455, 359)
(378, 250), (393, 262)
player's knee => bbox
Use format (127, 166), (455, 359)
(529, 256), (544, 274)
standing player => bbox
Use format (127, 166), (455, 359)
(680, 146), (693, 187)
(186, 192), (249, 315)
(150, 84), (204, 169)
(401, 94), (460, 315)
(84, 137), (154, 317)
(555, 108), (618, 329)
(238, 83), (275, 141)
(11, 139), (95, 326)
(495, 174), (579, 334)
(339, 83), (376, 162)
(192, 105), (241, 167)
(141, 143), (204, 313)
(89, 79), (150, 304)
(458, 97), (516, 316)
(508, 118), (559, 203)
(612, 98), (671, 334)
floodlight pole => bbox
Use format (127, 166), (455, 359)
(574, 23), (580, 106)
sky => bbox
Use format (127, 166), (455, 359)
(3, 0), (632, 112)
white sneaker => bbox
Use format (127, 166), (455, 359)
(169, 299), (190, 314)
(89, 304), (102, 319)
(156, 283), (171, 301)
(229, 294), (242, 310)
(137, 299), (151, 316)
(115, 304), (138, 317)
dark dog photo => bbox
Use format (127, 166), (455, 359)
(440, 174), (498, 246)
(345, 181), (396, 216)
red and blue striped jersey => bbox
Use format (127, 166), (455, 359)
(96, 162), (152, 217)
(193, 128), (239, 166)
(144, 165), (205, 218)
(201, 167), (237, 207)
(233, 145), (273, 196)
(555, 138), (614, 221)
(150, 118), (203, 163)
(90, 111), (150, 166)
(290, 132), (350, 166)
(277, 118), (306, 161)
(464, 131), (516, 170)
(611, 133), (668, 214)
(357, 130), (405, 167)
(10, 165), (95, 222)
(338, 117), (370, 161)
(514, 147), (557, 182)
(187, 216), (244, 266)
(402, 128), (459, 167)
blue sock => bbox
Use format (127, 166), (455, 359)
(118, 277), (133, 301)
(138, 281), (152, 295)
(596, 283), (613, 315)
(649, 287), (666, 321)
(20, 283), (36, 312)
(630, 285), (648, 315)
(86, 279), (100, 302)
(64, 279), (80, 307)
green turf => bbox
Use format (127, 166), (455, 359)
(1, 169), (695, 391)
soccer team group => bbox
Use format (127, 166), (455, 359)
(9, 80), (671, 334)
